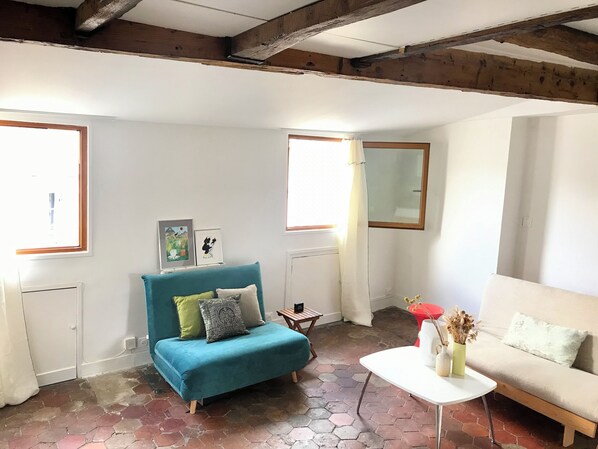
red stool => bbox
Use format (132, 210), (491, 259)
(408, 303), (444, 347)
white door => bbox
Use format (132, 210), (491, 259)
(22, 287), (78, 386)
(287, 249), (341, 324)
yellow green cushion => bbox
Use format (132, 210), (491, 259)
(172, 291), (214, 339)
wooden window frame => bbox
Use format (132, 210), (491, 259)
(286, 134), (343, 232)
(0, 120), (88, 255)
(363, 141), (430, 230)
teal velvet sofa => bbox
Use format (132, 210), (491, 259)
(142, 262), (310, 412)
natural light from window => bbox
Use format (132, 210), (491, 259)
(287, 136), (348, 230)
(0, 122), (86, 254)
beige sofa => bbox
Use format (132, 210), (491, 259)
(466, 274), (598, 447)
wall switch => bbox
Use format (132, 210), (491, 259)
(124, 337), (137, 350)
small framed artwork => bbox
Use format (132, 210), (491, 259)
(157, 219), (196, 270)
(194, 228), (224, 266)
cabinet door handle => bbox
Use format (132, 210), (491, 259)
(69, 324), (77, 330)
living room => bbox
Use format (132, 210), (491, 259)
(1, 1), (598, 449)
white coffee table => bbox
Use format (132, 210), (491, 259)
(358, 346), (497, 449)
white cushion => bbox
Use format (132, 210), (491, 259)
(468, 331), (598, 421)
(479, 275), (598, 375)
(216, 284), (264, 328)
(502, 312), (587, 367)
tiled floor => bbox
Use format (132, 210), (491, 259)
(1, 307), (597, 449)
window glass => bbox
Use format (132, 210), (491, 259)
(287, 136), (347, 230)
(0, 121), (87, 254)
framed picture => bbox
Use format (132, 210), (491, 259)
(157, 219), (196, 270)
(194, 228), (224, 266)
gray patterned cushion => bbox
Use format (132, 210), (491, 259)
(199, 295), (249, 343)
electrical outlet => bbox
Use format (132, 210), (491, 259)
(138, 336), (149, 348)
(124, 337), (137, 350)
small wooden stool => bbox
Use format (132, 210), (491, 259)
(277, 307), (322, 358)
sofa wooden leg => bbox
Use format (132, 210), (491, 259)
(189, 400), (197, 415)
(563, 426), (575, 447)
(291, 371), (298, 383)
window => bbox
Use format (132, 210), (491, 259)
(0, 121), (88, 254)
(286, 135), (348, 230)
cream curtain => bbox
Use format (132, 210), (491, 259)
(0, 176), (39, 407)
(337, 139), (372, 327)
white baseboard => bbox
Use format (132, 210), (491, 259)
(37, 366), (77, 387)
(80, 350), (152, 378)
(370, 295), (402, 311)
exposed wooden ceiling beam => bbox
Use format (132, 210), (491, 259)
(270, 49), (598, 105)
(76, 0), (143, 33)
(230, 0), (425, 61)
(1, 1), (598, 105)
(501, 25), (598, 67)
(354, 5), (598, 64)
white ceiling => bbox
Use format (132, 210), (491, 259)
(3, 0), (598, 132)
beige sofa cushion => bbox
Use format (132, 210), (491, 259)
(479, 275), (598, 375)
(467, 331), (598, 422)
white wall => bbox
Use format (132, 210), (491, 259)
(513, 113), (598, 296)
(7, 114), (398, 376)
(497, 117), (529, 277)
(394, 118), (514, 315)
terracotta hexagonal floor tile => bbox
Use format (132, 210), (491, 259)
(153, 432), (182, 447)
(104, 433), (135, 449)
(289, 427), (315, 441)
(305, 407), (330, 420)
(326, 401), (350, 413)
(370, 413), (395, 426)
(38, 428), (68, 444)
(80, 444), (106, 449)
(56, 435), (86, 449)
(375, 425), (403, 440)
(125, 442), (155, 449)
(356, 432), (384, 448)
(112, 418), (142, 433)
(444, 429), (474, 447)
(516, 436), (546, 449)
(333, 426), (360, 440)
(289, 441), (318, 449)
(462, 422), (490, 438)
(8, 436), (39, 449)
(402, 430), (430, 447)
(32, 408), (62, 422)
(144, 400), (170, 415)
(308, 419), (335, 434)
(20, 422), (50, 437)
(96, 414), (121, 428)
(329, 413), (354, 426)
(287, 415), (311, 428)
(158, 418), (186, 432)
(316, 365), (335, 374)
(318, 373), (338, 383)
(393, 418), (420, 432)
(266, 421), (293, 436)
(338, 440), (367, 449)
(87, 426), (114, 442)
(119, 405), (147, 420)
(313, 432), (340, 447)
(67, 419), (98, 435)
(77, 407), (105, 421)
(244, 428), (271, 443)
(304, 397), (327, 409)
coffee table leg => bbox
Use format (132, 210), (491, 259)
(435, 404), (443, 449)
(356, 371), (372, 415)
(482, 395), (496, 444)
